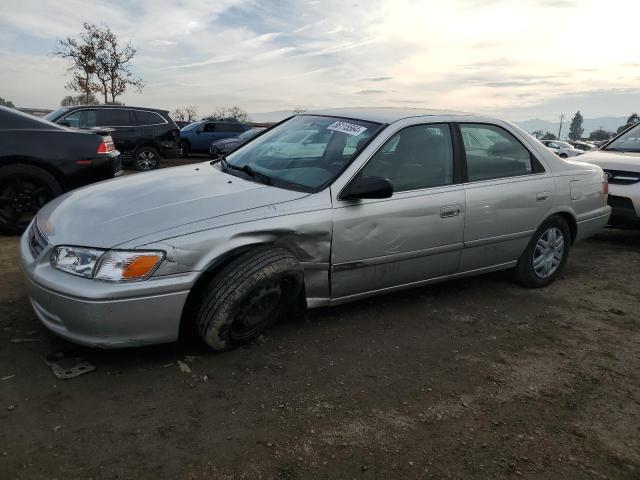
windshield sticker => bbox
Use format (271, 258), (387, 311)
(327, 121), (367, 136)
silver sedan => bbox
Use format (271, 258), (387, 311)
(20, 108), (611, 350)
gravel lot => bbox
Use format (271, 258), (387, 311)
(1, 164), (639, 479)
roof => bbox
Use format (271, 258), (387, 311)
(305, 107), (475, 124)
(0, 106), (59, 130)
(60, 105), (169, 114)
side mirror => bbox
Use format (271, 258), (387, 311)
(340, 176), (393, 201)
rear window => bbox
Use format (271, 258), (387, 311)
(133, 110), (165, 125)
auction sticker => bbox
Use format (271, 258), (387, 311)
(327, 121), (367, 136)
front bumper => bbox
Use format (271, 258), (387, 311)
(19, 227), (196, 348)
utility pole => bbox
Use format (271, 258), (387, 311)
(558, 113), (565, 140)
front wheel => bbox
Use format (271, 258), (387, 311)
(559, 153), (568, 159)
(0, 164), (63, 235)
(133, 146), (160, 171)
(195, 247), (305, 351)
(514, 216), (571, 288)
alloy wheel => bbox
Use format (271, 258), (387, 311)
(532, 227), (565, 279)
(0, 174), (55, 231)
(136, 150), (158, 170)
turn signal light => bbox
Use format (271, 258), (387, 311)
(603, 179), (609, 195)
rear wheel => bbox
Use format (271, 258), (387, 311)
(195, 247), (305, 351)
(0, 164), (62, 235)
(133, 146), (160, 171)
(514, 216), (571, 288)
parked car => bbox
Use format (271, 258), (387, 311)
(20, 108), (610, 351)
(568, 140), (596, 151)
(0, 106), (121, 234)
(540, 140), (584, 158)
(174, 120), (192, 129)
(180, 119), (250, 156)
(44, 106), (181, 171)
(578, 123), (640, 227)
(209, 127), (266, 158)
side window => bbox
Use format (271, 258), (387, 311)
(61, 109), (98, 129)
(216, 123), (241, 133)
(460, 124), (536, 182)
(100, 109), (130, 127)
(203, 123), (217, 132)
(133, 110), (164, 125)
(357, 123), (454, 192)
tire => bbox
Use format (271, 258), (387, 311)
(133, 146), (160, 171)
(195, 247), (305, 351)
(0, 164), (63, 235)
(514, 215), (571, 288)
(180, 140), (190, 158)
(559, 153), (568, 159)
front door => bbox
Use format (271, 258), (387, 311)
(331, 123), (465, 300)
(458, 123), (556, 271)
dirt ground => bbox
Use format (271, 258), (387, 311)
(1, 174), (639, 478)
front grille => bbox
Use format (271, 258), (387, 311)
(604, 169), (640, 185)
(28, 221), (48, 258)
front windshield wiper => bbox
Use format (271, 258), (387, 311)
(215, 156), (273, 186)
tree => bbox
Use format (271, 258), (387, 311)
(51, 22), (101, 104)
(205, 106), (250, 123)
(93, 24), (144, 104)
(61, 93), (99, 106)
(0, 97), (15, 108)
(292, 107), (307, 114)
(52, 23), (143, 105)
(530, 130), (544, 139)
(588, 128), (613, 141)
(541, 131), (557, 140)
(172, 106), (198, 122)
(616, 112), (640, 134)
(568, 111), (584, 141)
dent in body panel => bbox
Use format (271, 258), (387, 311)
(142, 195), (334, 302)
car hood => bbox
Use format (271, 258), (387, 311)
(578, 150), (640, 171)
(37, 163), (308, 248)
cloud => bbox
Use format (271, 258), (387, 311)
(362, 76), (394, 82)
(354, 89), (387, 95)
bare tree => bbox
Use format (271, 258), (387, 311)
(171, 105), (198, 122)
(292, 107), (307, 114)
(205, 106), (250, 123)
(51, 22), (102, 104)
(94, 25), (144, 104)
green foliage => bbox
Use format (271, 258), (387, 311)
(588, 129), (614, 141)
(0, 97), (15, 108)
(568, 111), (584, 140)
(616, 112), (640, 134)
(541, 131), (557, 140)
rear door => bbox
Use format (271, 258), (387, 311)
(331, 123), (466, 300)
(99, 109), (139, 154)
(457, 122), (556, 271)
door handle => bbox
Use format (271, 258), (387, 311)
(440, 205), (461, 218)
(536, 192), (550, 201)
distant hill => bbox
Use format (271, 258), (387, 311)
(514, 117), (627, 138)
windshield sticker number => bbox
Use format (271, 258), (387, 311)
(327, 121), (367, 136)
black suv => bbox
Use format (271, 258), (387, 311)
(45, 106), (181, 171)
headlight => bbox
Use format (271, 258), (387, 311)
(51, 247), (165, 282)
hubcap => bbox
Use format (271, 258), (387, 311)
(137, 151), (157, 170)
(533, 227), (565, 278)
(230, 282), (283, 341)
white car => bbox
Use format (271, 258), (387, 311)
(579, 124), (640, 227)
(540, 140), (584, 158)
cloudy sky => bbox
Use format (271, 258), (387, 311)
(1, 0), (639, 121)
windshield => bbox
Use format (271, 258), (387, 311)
(555, 141), (572, 149)
(605, 123), (640, 152)
(181, 121), (201, 131)
(44, 107), (69, 122)
(223, 115), (382, 192)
